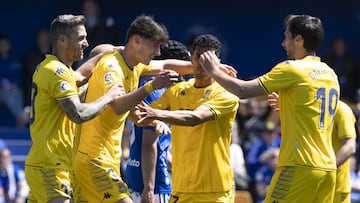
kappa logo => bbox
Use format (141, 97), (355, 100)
(103, 192), (112, 200)
(272, 200), (279, 203)
(55, 67), (64, 75)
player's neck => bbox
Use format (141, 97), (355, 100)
(194, 77), (214, 88)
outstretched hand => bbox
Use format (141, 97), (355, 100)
(135, 101), (157, 125)
(152, 69), (181, 90)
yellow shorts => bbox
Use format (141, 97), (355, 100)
(265, 166), (336, 203)
(25, 166), (73, 202)
(169, 189), (234, 203)
(74, 151), (130, 203)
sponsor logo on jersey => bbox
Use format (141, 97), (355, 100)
(127, 158), (140, 167)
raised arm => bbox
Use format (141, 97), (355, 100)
(75, 44), (124, 87)
(146, 59), (193, 75)
(111, 70), (179, 115)
(199, 50), (265, 99)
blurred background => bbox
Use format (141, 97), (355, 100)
(1, 0), (360, 79)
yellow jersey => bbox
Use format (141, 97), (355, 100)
(258, 56), (340, 170)
(26, 54), (79, 170)
(77, 52), (151, 163)
(333, 100), (356, 193)
(151, 79), (239, 193)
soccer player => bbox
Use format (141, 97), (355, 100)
(199, 14), (340, 202)
(25, 14), (124, 203)
(330, 100), (356, 203)
(73, 15), (190, 203)
(268, 93), (357, 203)
(136, 34), (239, 202)
(125, 40), (191, 203)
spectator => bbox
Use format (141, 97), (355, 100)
(246, 121), (280, 202)
(0, 35), (28, 128)
(0, 140), (6, 151)
(254, 148), (279, 203)
(246, 121), (280, 180)
(322, 37), (360, 103)
(81, 0), (121, 59)
(350, 156), (360, 203)
(0, 148), (29, 203)
(22, 28), (51, 107)
(230, 121), (249, 191)
(236, 98), (271, 152)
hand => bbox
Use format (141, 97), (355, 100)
(152, 69), (180, 90)
(220, 64), (237, 77)
(153, 120), (171, 135)
(199, 50), (222, 74)
(141, 188), (155, 203)
(135, 101), (157, 125)
(106, 83), (125, 103)
(268, 92), (279, 111)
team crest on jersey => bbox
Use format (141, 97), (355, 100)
(104, 72), (114, 86)
(180, 90), (186, 96)
(59, 81), (71, 92)
(55, 67), (65, 75)
(202, 90), (212, 99)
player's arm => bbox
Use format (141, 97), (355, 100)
(137, 102), (215, 126)
(58, 83), (124, 124)
(141, 128), (158, 203)
(148, 60), (237, 78)
(111, 70), (179, 115)
(75, 52), (106, 87)
(199, 50), (265, 98)
(75, 44), (124, 87)
(145, 59), (193, 75)
(336, 137), (356, 167)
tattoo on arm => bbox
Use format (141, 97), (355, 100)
(58, 95), (111, 124)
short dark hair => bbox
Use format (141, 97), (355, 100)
(154, 40), (190, 61)
(284, 14), (324, 52)
(125, 14), (169, 45)
(191, 34), (221, 57)
(50, 14), (86, 44)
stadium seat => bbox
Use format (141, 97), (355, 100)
(235, 190), (253, 203)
